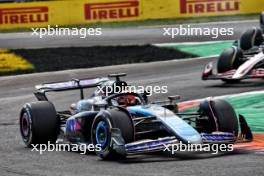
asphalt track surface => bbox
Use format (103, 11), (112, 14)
(1, 57), (264, 176)
(0, 20), (259, 49)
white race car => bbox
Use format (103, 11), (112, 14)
(202, 26), (264, 83)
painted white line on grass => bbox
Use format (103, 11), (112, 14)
(154, 40), (234, 47)
(181, 90), (264, 105)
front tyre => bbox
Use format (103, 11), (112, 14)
(217, 47), (242, 83)
(197, 99), (238, 137)
(217, 47), (242, 73)
(19, 101), (60, 147)
(91, 108), (134, 160)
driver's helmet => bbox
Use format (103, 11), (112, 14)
(116, 95), (138, 106)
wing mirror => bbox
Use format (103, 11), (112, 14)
(168, 95), (181, 104)
(141, 90), (150, 103)
(94, 101), (108, 110)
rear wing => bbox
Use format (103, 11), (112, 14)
(34, 77), (109, 101)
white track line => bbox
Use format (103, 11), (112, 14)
(154, 40), (234, 47)
(181, 90), (264, 104)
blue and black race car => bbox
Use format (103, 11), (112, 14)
(19, 73), (253, 160)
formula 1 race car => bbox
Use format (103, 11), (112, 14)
(202, 25), (264, 83)
(20, 73), (253, 160)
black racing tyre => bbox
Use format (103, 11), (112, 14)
(197, 99), (238, 136)
(91, 108), (134, 160)
(19, 101), (60, 147)
(260, 12), (264, 32)
(217, 46), (242, 73)
(240, 28), (263, 50)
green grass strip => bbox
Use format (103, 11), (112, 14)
(226, 94), (264, 133)
(182, 92), (264, 133)
(158, 41), (233, 57)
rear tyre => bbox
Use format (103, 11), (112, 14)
(91, 108), (134, 160)
(20, 101), (60, 147)
(240, 28), (263, 50)
(197, 99), (238, 136)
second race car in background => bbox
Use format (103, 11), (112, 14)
(202, 12), (264, 83)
